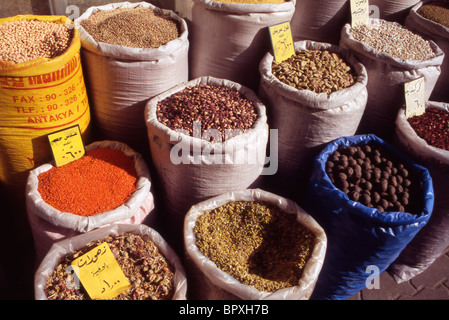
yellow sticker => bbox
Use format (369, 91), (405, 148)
(405, 77), (426, 118)
(71, 242), (131, 300)
(350, 0), (370, 27)
(47, 124), (85, 167)
(269, 21), (296, 63)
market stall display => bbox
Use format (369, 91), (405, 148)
(258, 40), (367, 200)
(26, 140), (154, 265)
(184, 189), (326, 300)
(75, 2), (189, 157)
(34, 224), (187, 300)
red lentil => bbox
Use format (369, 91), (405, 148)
(408, 108), (449, 151)
(38, 148), (137, 216)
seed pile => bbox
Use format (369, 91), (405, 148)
(38, 148), (137, 217)
(0, 20), (73, 64)
(194, 201), (316, 292)
(408, 108), (449, 150)
(326, 143), (423, 214)
(157, 85), (258, 142)
(350, 20), (436, 60)
(418, 2), (449, 28)
(44, 233), (176, 300)
(272, 49), (356, 94)
(80, 7), (180, 48)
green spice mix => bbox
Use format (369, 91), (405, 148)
(194, 201), (316, 292)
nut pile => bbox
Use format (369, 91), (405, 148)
(350, 20), (437, 60)
(157, 85), (258, 142)
(44, 233), (176, 300)
(0, 20), (73, 64)
(408, 108), (449, 151)
(80, 7), (180, 48)
(326, 143), (423, 214)
(194, 201), (316, 292)
(418, 2), (449, 29)
(272, 49), (356, 94)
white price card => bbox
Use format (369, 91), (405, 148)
(350, 0), (370, 27)
(404, 77), (426, 118)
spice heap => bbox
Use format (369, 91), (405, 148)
(44, 232), (176, 300)
(194, 201), (316, 292)
(350, 20), (436, 60)
(80, 7), (180, 48)
(38, 148), (137, 217)
(326, 143), (423, 214)
(157, 85), (258, 141)
(408, 108), (449, 150)
(418, 2), (449, 28)
(0, 20), (73, 64)
(214, 0), (286, 3)
(272, 49), (356, 94)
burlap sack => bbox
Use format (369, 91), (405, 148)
(184, 188), (327, 300)
(390, 102), (449, 283)
(290, 0), (348, 45)
(258, 40), (368, 201)
(75, 2), (189, 157)
(26, 140), (154, 265)
(405, 1), (449, 102)
(370, 0), (420, 24)
(34, 223), (187, 300)
(340, 18), (444, 141)
(176, 0), (296, 91)
(145, 76), (268, 253)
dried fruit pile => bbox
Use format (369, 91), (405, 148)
(45, 233), (175, 300)
(326, 143), (423, 214)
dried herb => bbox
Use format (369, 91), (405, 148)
(194, 201), (316, 292)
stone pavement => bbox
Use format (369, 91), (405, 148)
(348, 247), (449, 300)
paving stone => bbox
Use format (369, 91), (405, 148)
(398, 285), (449, 300)
(359, 270), (418, 300)
(410, 254), (449, 289)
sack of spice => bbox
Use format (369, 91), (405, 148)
(290, 0), (348, 45)
(184, 188), (327, 300)
(145, 76), (269, 254)
(405, 1), (449, 102)
(258, 40), (368, 201)
(389, 102), (449, 283)
(305, 134), (434, 300)
(34, 223), (187, 300)
(26, 140), (154, 265)
(340, 18), (444, 141)
(74, 2), (189, 158)
(175, 0), (295, 92)
(0, 15), (92, 197)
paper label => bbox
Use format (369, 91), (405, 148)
(269, 21), (296, 63)
(71, 242), (131, 300)
(47, 124), (85, 167)
(405, 77), (426, 118)
(350, 0), (370, 27)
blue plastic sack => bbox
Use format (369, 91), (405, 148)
(305, 134), (434, 300)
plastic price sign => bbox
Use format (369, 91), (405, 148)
(269, 21), (295, 63)
(47, 124), (85, 167)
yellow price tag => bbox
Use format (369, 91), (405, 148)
(405, 77), (426, 118)
(350, 0), (370, 27)
(47, 124), (85, 167)
(72, 242), (131, 300)
(269, 22), (296, 63)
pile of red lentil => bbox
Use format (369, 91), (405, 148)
(38, 148), (138, 216)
